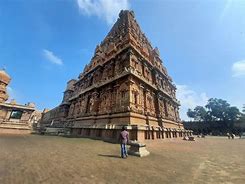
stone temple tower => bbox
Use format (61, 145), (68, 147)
(0, 69), (11, 103)
(40, 10), (193, 141)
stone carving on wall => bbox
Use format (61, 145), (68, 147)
(110, 84), (118, 112)
(130, 53), (142, 76)
(68, 103), (75, 117)
(91, 91), (99, 114)
(157, 96), (166, 118)
(98, 90), (108, 114)
(102, 62), (114, 81)
(46, 10), (182, 131)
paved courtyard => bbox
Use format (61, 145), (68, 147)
(0, 135), (244, 184)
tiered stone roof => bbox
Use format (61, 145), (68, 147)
(79, 11), (171, 80)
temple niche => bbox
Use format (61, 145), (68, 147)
(40, 10), (192, 142)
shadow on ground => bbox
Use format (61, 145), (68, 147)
(98, 154), (121, 158)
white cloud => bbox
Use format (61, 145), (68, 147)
(176, 84), (209, 121)
(220, 0), (234, 22)
(43, 49), (63, 65)
(232, 60), (245, 77)
(76, 0), (130, 25)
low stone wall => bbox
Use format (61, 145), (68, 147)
(68, 126), (193, 143)
(39, 127), (69, 136)
(0, 128), (31, 134)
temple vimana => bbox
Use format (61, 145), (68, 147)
(40, 10), (192, 142)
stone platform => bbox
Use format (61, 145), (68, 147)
(128, 141), (150, 157)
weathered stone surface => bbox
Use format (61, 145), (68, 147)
(39, 10), (193, 142)
(188, 136), (195, 141)
(183, 136), (195, 141)
(0, 70), (41, 134)
(0, 69), (11, 103)
(128, 141), (150, 157)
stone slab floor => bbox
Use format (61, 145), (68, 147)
(0, 135), (244, 184)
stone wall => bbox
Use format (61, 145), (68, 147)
(68, 126), (192, 143)
(39, 10), (189, 142)
(0, 103), (40, 134)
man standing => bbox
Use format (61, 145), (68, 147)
(119, 126), (129, 158)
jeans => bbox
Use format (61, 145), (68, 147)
(120, 143), (127, 158)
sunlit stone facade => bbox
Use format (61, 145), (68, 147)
(40, 10), (192, 141)
(0, 69), (40, 134)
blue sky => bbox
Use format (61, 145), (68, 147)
(0, 0), (245, 120)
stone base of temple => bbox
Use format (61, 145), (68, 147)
(40, 113), (192, 142)
(41, 112), (192, 142)
(0, 127), (31, 134)
(0, 122), (32, 134)
(66, 125), (193, 143)
(53, 112), (192, 142)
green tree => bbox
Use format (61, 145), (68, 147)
(187, 108), (196, 120)
(205, 98), (231, 121)
(186, 99), (243, 134)
(187, 98), (241, 122)
(225, 106), (241, 121)
(194, 106), (207, 121)
(241, 104), (245, 122)
(187, 106), (207, 121)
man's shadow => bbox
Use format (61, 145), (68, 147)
(98, 154), (121, 158)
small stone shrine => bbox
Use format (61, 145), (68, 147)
(0, 69), (41, 134)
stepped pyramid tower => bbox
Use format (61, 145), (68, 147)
(40, 10), (192, 141)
